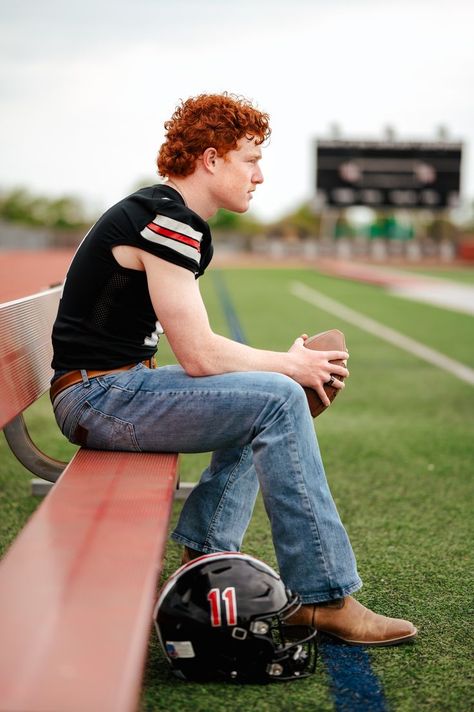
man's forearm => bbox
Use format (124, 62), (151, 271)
(184, 332), (296, 380)
(177, 331), (349, 411)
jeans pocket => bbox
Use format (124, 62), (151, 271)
(53, 384), (87, 434)
(70, 401), (141, 451)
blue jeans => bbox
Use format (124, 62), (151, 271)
(53, 363), (362, 603)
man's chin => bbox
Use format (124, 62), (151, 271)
(221, 198), (251, 214)
(232, 200), (251, 214)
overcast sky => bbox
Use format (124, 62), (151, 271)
(1, 0), (473, 221)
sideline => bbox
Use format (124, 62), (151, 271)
(311, 258), (474, 316)
(291, 281), (474, 385)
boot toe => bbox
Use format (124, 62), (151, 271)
(287, 596), (417, 647)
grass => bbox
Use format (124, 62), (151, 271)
(1, 266), (473, 711)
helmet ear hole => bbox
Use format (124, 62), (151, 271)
(154, 553), (317, 683)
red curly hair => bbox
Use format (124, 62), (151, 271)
(157, 93), (271, 178)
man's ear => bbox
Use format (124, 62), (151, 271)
(202, 147), (218, 173)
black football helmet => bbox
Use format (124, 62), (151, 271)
(154, 553), (317, 683)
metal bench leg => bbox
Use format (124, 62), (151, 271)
(3, 414), (67, 483)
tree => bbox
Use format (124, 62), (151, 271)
(268, 201), (320, 238)
(208, 209), (263, 236)
(0, 188), (88, 229)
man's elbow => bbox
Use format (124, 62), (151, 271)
(180, 354), (212, 378)
(183, 362), (207, 377)
(172, 333), (218, 377)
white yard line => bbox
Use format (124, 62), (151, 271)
(291, 281), (474, 386)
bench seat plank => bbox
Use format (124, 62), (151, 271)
(0, 449), (179, 712)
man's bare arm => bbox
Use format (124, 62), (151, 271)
(140, 251), (348, 406)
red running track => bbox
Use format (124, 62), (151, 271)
(0, 250), (74, 302)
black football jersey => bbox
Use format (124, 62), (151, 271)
(51, 185), (213, 370)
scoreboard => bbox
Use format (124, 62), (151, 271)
(315, 140), (462, 209)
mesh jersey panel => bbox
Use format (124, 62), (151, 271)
(88, 270), (136, 332)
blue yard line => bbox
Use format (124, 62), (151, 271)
(213, 270), (388, 712)
(212, 271), (247, 344)
(319, 638), (388, 712)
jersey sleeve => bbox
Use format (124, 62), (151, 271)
(110, 186), (212, 276)
(139, 206), (204, 275)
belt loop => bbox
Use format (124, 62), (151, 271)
(80, 369), (91, 388)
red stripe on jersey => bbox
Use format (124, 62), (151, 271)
(145, 222), (201, 252)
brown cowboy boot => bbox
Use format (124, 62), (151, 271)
(287, 596), (417, 646)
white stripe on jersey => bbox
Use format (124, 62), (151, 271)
(149, 214), (203, 243)
(141, 227), (201, 264)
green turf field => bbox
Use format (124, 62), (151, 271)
(1, 267), (473, 711)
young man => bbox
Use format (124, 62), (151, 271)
(50, 93), (416, 646)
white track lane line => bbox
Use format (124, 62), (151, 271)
(291, 281), (474, 386)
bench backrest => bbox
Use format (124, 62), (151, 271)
(0, 287), (61, 429)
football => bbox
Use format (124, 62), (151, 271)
(303, 329), (347, 417)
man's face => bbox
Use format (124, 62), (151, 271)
(212, 137), (264, 213)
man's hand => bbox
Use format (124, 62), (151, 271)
(288, 334), (349, 408)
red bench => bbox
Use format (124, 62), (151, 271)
(0, 287), (185, 712)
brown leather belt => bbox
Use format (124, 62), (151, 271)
(50, 357), (156, 403)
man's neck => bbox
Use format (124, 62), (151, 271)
(165, 175), (217, 221)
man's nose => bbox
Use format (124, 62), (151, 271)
(253, 166), (264, 184)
